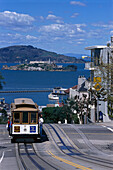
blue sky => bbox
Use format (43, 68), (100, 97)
(0, 0), (113, 54)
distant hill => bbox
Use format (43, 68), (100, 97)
(64, 53), (85, 58)
(64, 53), (91, 62)
(0, 45), (85, 63)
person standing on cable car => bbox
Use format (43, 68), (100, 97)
(8, 116), (12, 137)
(39, 114), (44, 136)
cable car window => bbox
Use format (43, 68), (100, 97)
(14, 112), (20, 123)
(31, 112), (36, 123)
(22, 112), (28, 123)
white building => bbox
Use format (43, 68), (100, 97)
(30, 59), (51, 64)
(85, 37), (113, 122)
(69, 76), (89, 100)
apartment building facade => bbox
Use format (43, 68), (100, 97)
(85, 37), (113, 122)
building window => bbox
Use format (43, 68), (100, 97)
(92, 49), (101, 66)
(107, 52), (109, 64)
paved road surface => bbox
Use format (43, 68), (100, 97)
(0, 122), (113, 170)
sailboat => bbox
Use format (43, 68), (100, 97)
(48, 93), (59, 100)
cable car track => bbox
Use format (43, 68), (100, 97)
(17, 143), (58, 170)
(45, 124), (113, 169)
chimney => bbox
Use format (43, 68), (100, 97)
(111, 36), (113, 47)
(78, 75), (86, 87)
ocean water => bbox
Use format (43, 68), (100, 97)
(0, 63), (90, 105)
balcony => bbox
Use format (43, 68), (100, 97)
(84, 62), (95, 70)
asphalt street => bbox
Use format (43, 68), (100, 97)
(0, 122), (113, 170)
(0, 124), (18, 170)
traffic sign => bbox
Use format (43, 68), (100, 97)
(94, 83), (102, 91)
(94, 77), (101, 83)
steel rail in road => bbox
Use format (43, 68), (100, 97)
(17, 143), (29, 170)
(18, 143), (45, 170)
(45, 124), (113, 170)
(17, 143), (57, 170)
(32, 143), (59, 170)
(44, 124), (92, 170)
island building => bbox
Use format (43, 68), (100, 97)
(30, 59), (51, 64)
(84, 36), (113, 122)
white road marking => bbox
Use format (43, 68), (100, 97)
(107, 127), (113, 132)
(0, 141), (10, 145)
(27, 148), (33, 151)
(20, 149), (24, 151)
(0, 151), (4, 163)
(6, 149), (12, 152)
(102, 125), (106, 128)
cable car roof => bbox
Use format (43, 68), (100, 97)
(11, 98), (39, 112)
(13, 107), (38, 112)
(14, 98), (36, 106)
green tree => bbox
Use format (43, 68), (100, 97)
(0, 109), (7, 124)
(63, 98), (79, 123)
(42, 107), (67, 123)
(42, 104), (79, 124)
(96, 52), (113, 115)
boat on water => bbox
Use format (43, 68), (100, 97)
(48, 93), (59, 100)
(52, 87), (67, 95)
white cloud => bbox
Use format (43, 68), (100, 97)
(46, 14), (63, 23)
(71, 13), (79, 18)
(77, 41), (83, 44)
(46, 14), (57, 20)
(26, 35), (37, 40)
(76, 24), (86, 32)
(48, 11), (53, 14)
(92, 23), (113, 29)
(86, 29), (104, 39)
(0, 33), (39, 46)
(38, 23), (86, 40)
(68, 38), (85, 44)
(39, 16), (44, 20)
(70, 1), (86, 6)
(110, 31), (113, 35)
(0, 33), (23, 45)
(77, 27), (84, 32)
(0, 11), (35, 30)
(79, 39), (84, 41)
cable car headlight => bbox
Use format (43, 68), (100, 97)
(24, 128), (27, 131)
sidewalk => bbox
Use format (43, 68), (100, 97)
(96, 120), (113, 127)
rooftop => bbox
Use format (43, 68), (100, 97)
(85, 45), (106, 50)
(78, 82), (88, 92)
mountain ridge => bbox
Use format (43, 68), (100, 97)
(0, 45), (85, 63)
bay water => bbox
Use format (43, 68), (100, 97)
(0, 63), (90, 105)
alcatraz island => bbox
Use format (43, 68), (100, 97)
(2, 60), (77, 72)
(0, 45), (86, 71)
